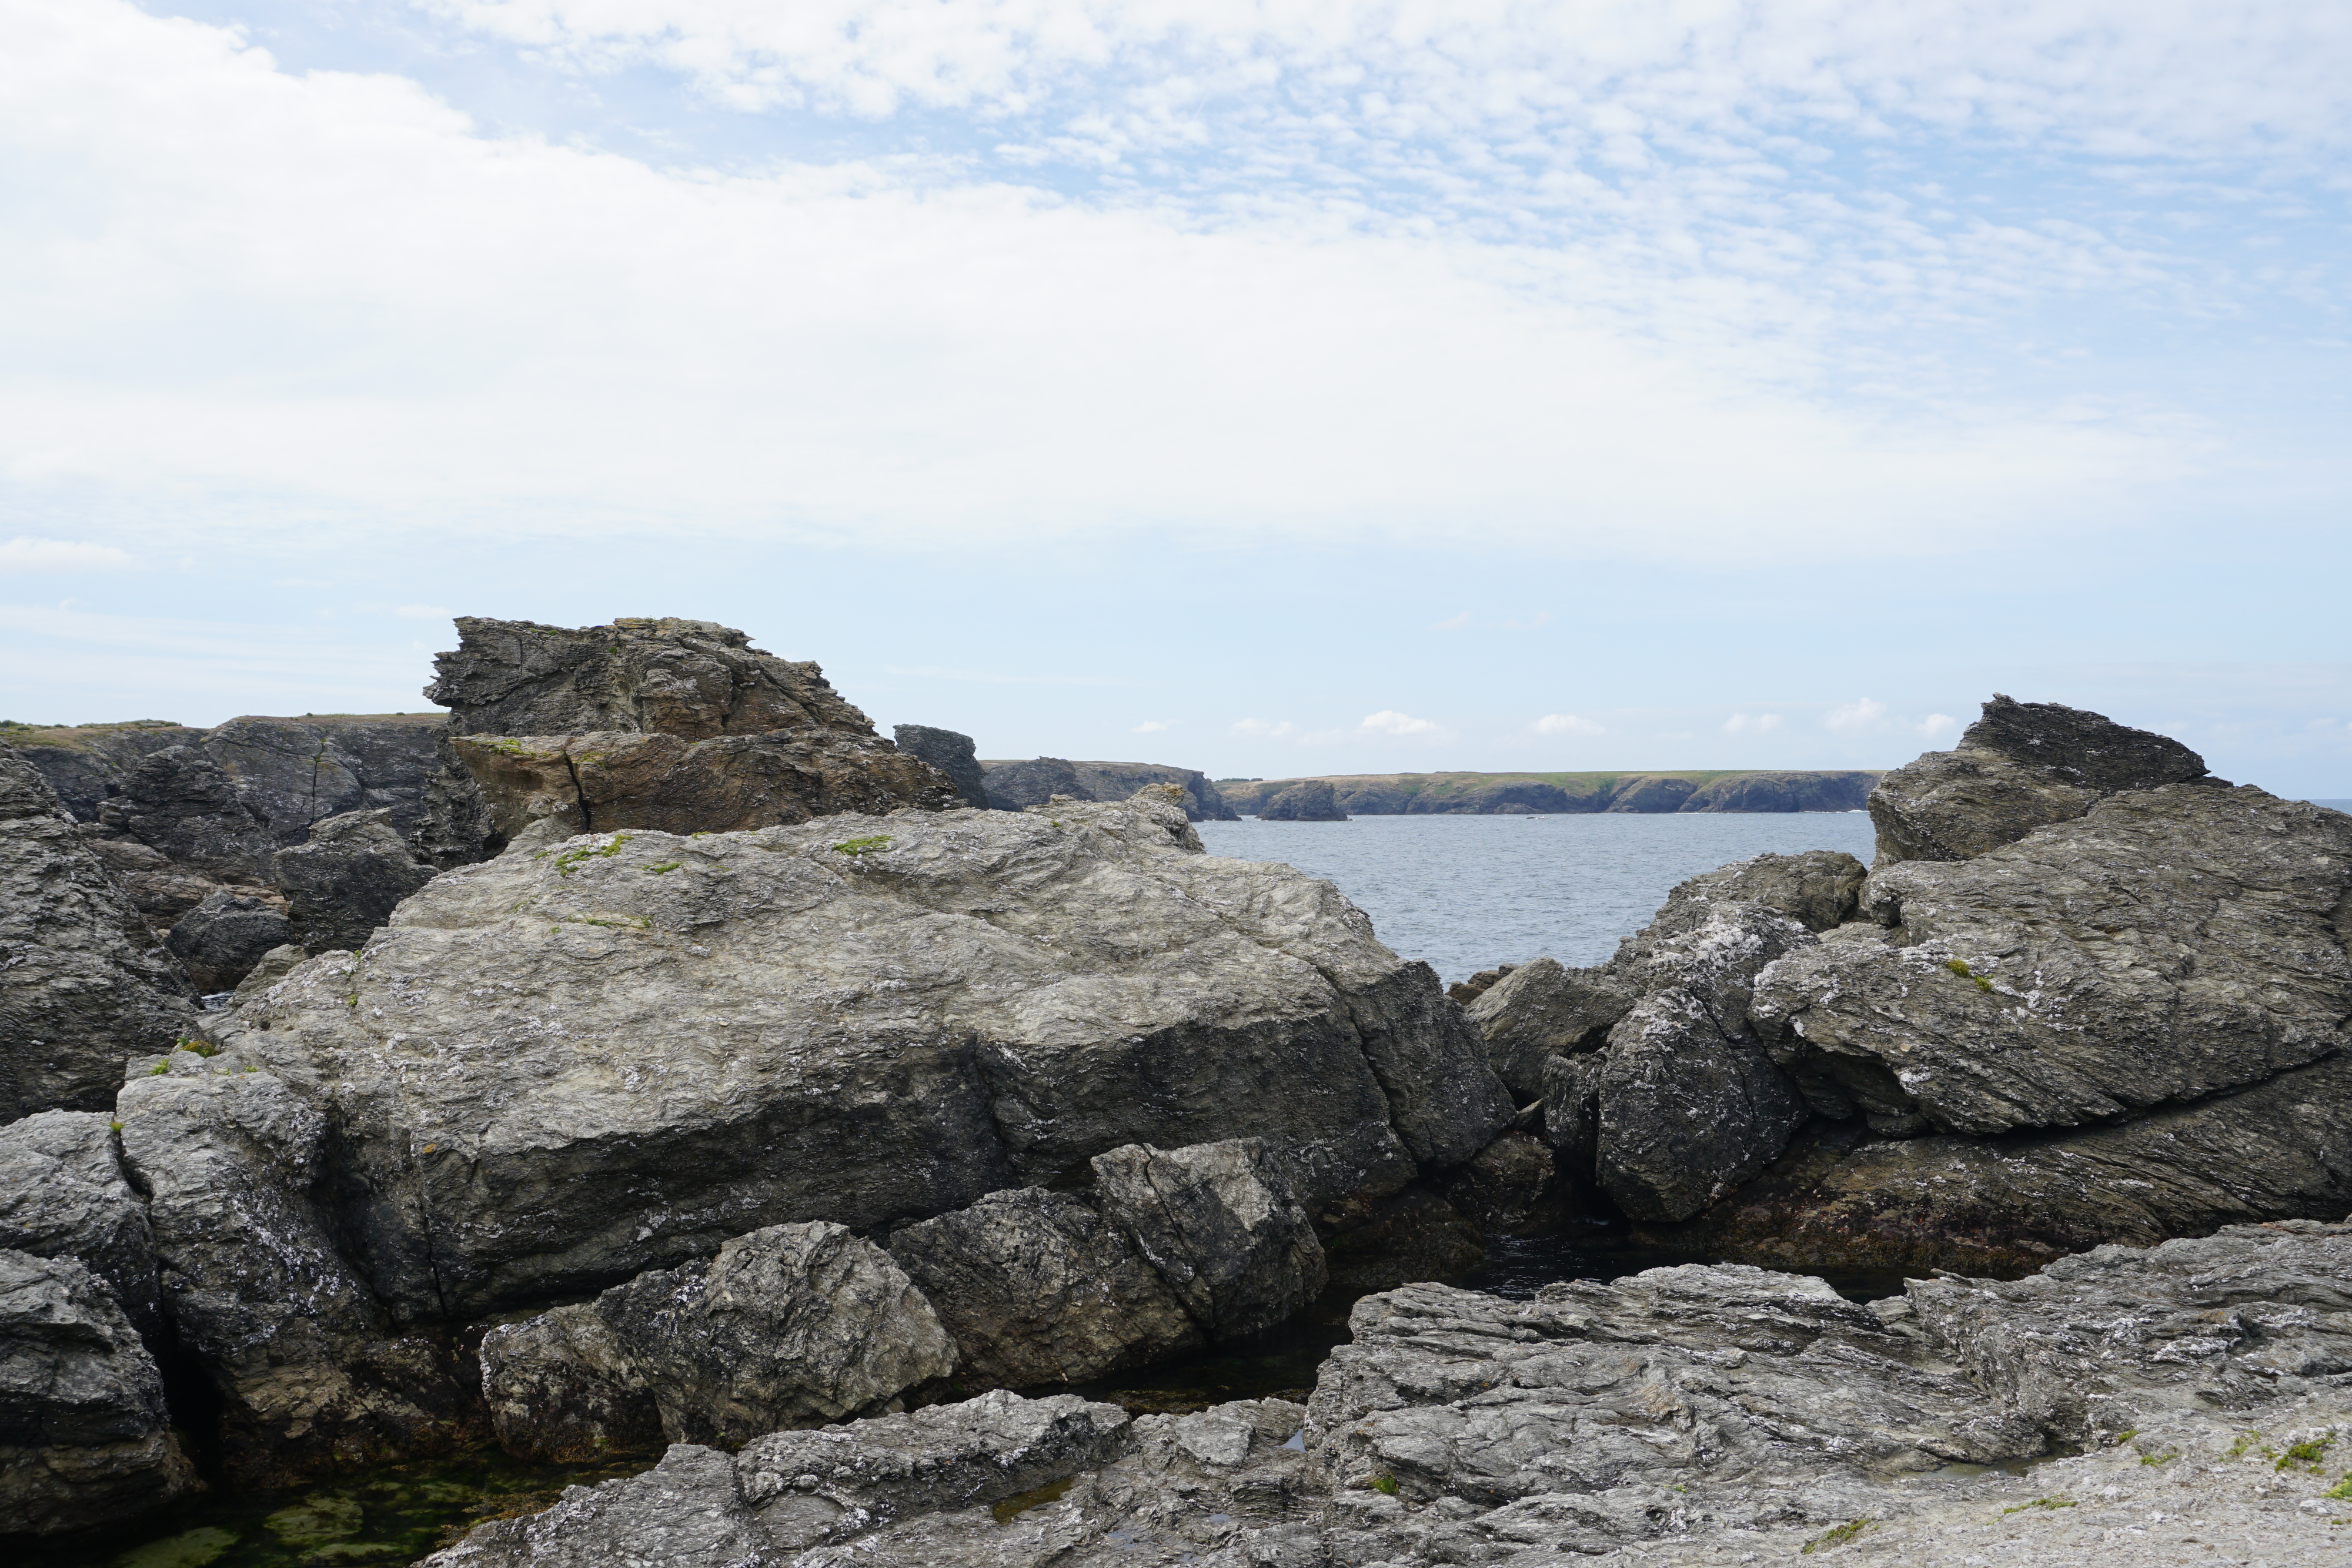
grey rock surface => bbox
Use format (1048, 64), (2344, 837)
(893, 724), (994, 809)
(1438, 1130), (1565, 1236)
(208, 790), (1504, 1319)
(1091, 1139), (1329, 1341)
(0, 743), (195, 1122)
(0, 1248), (197, 1536)
(1258, 779), (1345, 821)
(596, 1221), (954, 1446)
(0, 1111), (161, 1333)
(1868, 694), (2209, 867)
(480, 1303), (661, 1465)
(419, 1442), (773, 1568)
(1754, 784), (2352, 1138)
(887, 1187), (1202, 1388)
(114, 1047), (472, 1486)
(269, 807), (438, 954)
(984, 757), (1238, 821)
(164, 888), (293, 992)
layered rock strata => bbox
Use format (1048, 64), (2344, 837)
(432, 617), (961, 837)
(204, 789), (1511, 1322)
(0, 744), (195, 1121)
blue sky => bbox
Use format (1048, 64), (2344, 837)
(2, 1), (2346, 791)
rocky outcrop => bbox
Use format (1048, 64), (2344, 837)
(162, 889), (290, 994)
(0, 1112), (161, 1334)
(982, 757), (1239, 821)
(425, 1390), (1135, 1566)
(0, 744), (195, 1122)
(1257, 779), (1346, 821)
(1603, 772), (1699, 813)
(432, 618), (961, 836)
(483, 1222), (953, 1457)
(886, 1188), (1203, 1388)
(0, 1249), (198, 1537)
(1091, 1139), (1329, 1341)
(206, 788), (1509, 1322)
(114, 1046), (475, 1486)
(1465, 850), (1863, 1223)
(270, 808), (437, 955)
(1868, 692), (2209, 866)
(435, 1223), (2352, 1567)
(893, 724), (993, 809)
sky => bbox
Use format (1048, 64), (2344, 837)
(1, 1), (2346, 792)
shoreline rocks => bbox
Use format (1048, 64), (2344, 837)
(981, 756), (1240, 822)
(1219, 768), (1882, 816)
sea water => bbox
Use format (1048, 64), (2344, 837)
(1197, 810), (1880, 984)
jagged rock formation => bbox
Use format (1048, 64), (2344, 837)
(1090, 1139), (1329, 1341)
(1258, 778), (1347, 821)
(0, 745), (195, 1122)
(161, 890), (290, 993)
(426, 1222), (2352, 1567)
(483, 1222), (954, 1457)
(432, 618), (961, 835)
(205, 789), (1509, 1324)
(981, 756), (1239, 821)
(0, 1112), (162, 1336)
(893, 724), (993, 808)
(1867, 692), (2209, 865)
(0, 1249), (198, 1536)
(886, 1188), (1205, 1389)
(270, 807), (437, 954)
(1220, 768), (1882, 815)
(114, 1047), (476, 1487)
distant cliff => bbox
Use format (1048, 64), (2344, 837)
(1215, 769), (1879, 816)
(980, 757), (1240, 821)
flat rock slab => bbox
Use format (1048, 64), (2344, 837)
(212, 793), (1507, 1319)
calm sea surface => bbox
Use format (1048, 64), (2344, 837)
(1197, 811), (1879, 984)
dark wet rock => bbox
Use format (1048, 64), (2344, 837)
(1869, 693), (2209, 867)
(1320, 1186), (1486, 1293)
(269, 808), (437, 954)
(1091, 1139), (1329, 1341)
(1466, 957), (1639, 1102)
(0, 743), (195, 1122)
(0, 1249), (198, 1536)
(0, 1112), (161, 1334)
(1258, 779), (1345, 821)
(982, 757), (1238, 821)
(1755, 784), (2352, 1138)
(1439, 1130), (1568, 1236)
(893, 724), (994, 809)
(208, 791), (1503, 1319)
(886, 1188), (1202, 1389)
(113, 1047), (475, 1486)
(164, 888), (292, 992)
(479, 1304), (660, 1465)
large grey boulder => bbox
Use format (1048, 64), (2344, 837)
(0, 744), (195, 1122)
(1755, 784), (2352, 1138)
(114, 1047), (472, 1485)
(886, 1187), (1202, 1388)
(893, 723), (994, 809)
(269, 807), (437, 954)
(208, 790), (1508, 1319)
(1091, 1138), (1329, 1340)
(163, 888), (292, 992)
(0, 1249), (198, 1536)
(1868, 693), (2209, 866)
(0, 1111), (161, 1333)
(485, 1222), (952, 1456)
(427, 1390), (1134, 1566)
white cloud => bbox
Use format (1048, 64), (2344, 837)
(1360, 710), (1442, 737)
(1723, 713), (1783, 734)
(1533, 713), (1605, 737)
(0, 1), (2253, 563)
(1917, 713), (1959, 737)
(1428, 612), (1474, 631)
(0, 537), (132, 572)
(1825, 697), (1890, 731)
(393, 604), (455, 620)
(1231, 717), (1297, 738)
(1131, 719), (1172, 733)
